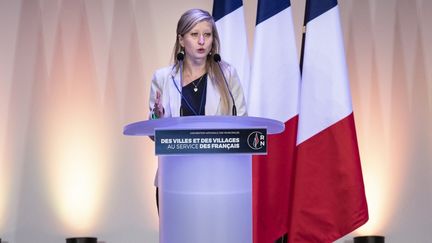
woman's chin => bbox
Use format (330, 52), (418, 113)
(189, 54), (208, 62)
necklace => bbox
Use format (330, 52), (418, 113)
(191, 74), (205, 92)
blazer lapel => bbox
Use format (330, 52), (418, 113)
(169, 67), (182, 117)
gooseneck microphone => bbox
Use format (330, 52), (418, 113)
(176, 51), (184, 116)
(213, 54), (237, 116)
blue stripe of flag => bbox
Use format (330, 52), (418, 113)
(256, 0), (290, 25)
(212, 0), (243, 22)
(305, 0), (338, 24)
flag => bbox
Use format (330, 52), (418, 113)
(288, 0), (368, 242)
(248, 0), (301, 242)
(212, 0), (250, 101)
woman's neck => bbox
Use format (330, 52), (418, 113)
(182, 58), (207, 84)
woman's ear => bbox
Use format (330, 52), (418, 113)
(178, 34), (184, 47)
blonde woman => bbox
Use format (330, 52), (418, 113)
(149, 8), (247, 118)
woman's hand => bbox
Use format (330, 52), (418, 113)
(152, 91), (165, 119)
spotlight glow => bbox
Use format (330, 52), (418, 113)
(0, 84), (9, 229)
(0, 144), (9, 229)
(0, 111), (10, 229)
(42, 104), (111, 234)
(355, 104), (409, 235)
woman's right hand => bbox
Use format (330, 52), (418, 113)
(152, 91), (164, 119)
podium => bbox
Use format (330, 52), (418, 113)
(124, 116), (284, 243)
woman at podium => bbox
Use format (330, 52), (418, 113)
(149, 8), (247, 119)
(147, 8), (248, 214)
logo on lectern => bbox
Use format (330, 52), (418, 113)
(247, 131), (265, 150)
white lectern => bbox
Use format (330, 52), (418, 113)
(124, 116), (284, 243)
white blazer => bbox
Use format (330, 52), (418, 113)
(149, 64), (247, 117)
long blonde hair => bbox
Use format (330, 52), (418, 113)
(172, 9), (230, 115)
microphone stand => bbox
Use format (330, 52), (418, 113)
(213, 54), (237, 116)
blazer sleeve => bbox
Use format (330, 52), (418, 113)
(227, 65), (248, 116)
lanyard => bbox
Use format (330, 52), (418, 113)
(172, 75), (206, 116)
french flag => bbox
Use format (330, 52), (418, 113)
(289, 0), (369, 242)
(248, 0), (300, 242)
(212, 0), (250, 101)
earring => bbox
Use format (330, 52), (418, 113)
(177, 48), (185, 61)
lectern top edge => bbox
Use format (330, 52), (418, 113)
(123, 116), (284, 136)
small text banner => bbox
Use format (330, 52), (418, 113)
(155, 128), (267, 155)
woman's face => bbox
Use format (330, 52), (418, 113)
(179, 21), (213, 62)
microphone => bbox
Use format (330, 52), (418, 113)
(177, 51), (184, 115)
(213, 54), (237, 116)
(176, 51), (184, 61)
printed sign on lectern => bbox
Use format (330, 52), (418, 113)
(155, 128), (267, 155)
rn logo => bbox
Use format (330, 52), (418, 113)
(247, 131), (266, 150)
